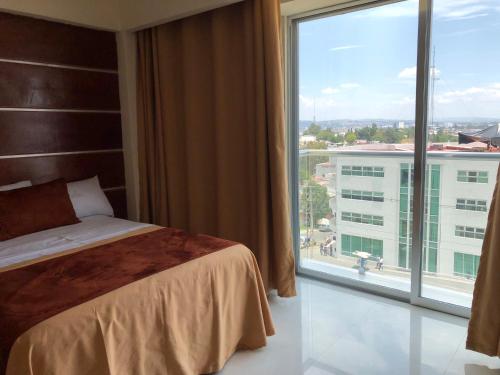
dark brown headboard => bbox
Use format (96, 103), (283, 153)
(0, 12), (127, 218)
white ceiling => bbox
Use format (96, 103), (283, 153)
(0, 0), (350, 31)
(0, 0), (243, 31)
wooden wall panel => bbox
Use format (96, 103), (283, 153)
(0, 13), (117, 70)
(105, 189), (128, 219)
(0, 11), (127, 218)
(0, 112), (122, 155)
(0, 62), (120, 110)
(0, 153), (125, 189)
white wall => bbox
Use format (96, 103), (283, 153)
(119, 0), (243, 31)
(0, 0), (245, 30)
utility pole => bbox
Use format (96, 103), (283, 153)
(313, 98), (317, 124)
(430, 46), (439, 129)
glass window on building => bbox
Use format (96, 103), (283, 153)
(341, 234), (383, 258)
(341, 166), (385, 177)
(456, 199), (488, 212)
(399, 163), (440, 272)
(457, 170), (488, 183)
(455, 225), (485, 240)
(454, 252), (481, 278)
(341, 189), (385, 202)
(341, 212), (384, 226)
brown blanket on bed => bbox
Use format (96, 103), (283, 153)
(0, 227), (237, 374)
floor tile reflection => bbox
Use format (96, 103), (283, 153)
(219, 277), (500, 375)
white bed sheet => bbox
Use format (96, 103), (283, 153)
(0, 215), (152, 268)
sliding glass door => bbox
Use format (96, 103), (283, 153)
(419, 0), (500, 309)
(289, 0), (500, 316)
(294, 0), (419, 296)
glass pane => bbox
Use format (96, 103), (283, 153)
(297, 0), (418, 292)
(421, 0), (500, 308)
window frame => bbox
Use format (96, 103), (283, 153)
(287, 0), (480, 318)
(457, 170), (488, 184)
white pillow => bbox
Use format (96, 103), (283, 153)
(67, 176), (114, 218)
(0, 180), (32, 191)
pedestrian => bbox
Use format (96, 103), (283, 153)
(376, 257), (384, 271)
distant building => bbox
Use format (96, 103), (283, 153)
(320, 144), (498, 279)
(458, 123), (500, 147)
(300, 135), (317, 144)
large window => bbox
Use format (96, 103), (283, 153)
(457, 171), (488, 184)
(456, 199), (488, 212)
(341, 212), (384, 226)
(341, 234), (383, 258)
(455, 226), (485, 240)
(295, 0), (418, 295)
(454, 252), (481, 279)
(341, 189), (384, 202)
(341, 166), (384, 177)
(420, 0), (500, 308)
(291, 0), (500, 314)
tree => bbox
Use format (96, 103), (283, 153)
(303, 141), (328, 150)
(430, 129), (458, 143)
(303, 123), (322, 136)
(345, 131), (357, 144)
(300, 180), (332, 227)
(299, 141), (328, 182)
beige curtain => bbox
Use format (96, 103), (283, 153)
(136, 0), (296, 297)
(467, 165), (500, 357)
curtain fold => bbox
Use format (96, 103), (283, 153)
(136, 0), (296, 297)
(467, 165), (500, 357)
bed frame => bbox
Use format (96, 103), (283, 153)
(0, 12), (127, 218)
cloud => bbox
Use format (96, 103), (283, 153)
(320, 84), (361, 96)
(398, 66), (440, 79)
(299, 95), (339, 109)
(398, 66), (417, 79)
(435, 84), (500, 104)
(435, 0), (498, 20)
(339, 83), (361, 89)
(321, 87), (340, 95)
(393, 96), (415, 105)
(359, 0), (500, 20)
(443, 28), (482, 37)
(299, 95), (314, 107)
(330, 44), (363, 52)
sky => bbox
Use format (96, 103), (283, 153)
(298, 0), (500, 121)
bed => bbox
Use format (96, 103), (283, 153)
(0, 214), (275, 375)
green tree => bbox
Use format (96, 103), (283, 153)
(303, 141), (328, 150)
(303, 123), (322, 136)
(317, 128), (344, 143)
(345, 131), (357, 144)
(299, 141), (328, 182)
(300, 180), (331, 227)
(430, 129), (458, 143)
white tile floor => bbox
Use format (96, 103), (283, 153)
(219, 277), (500, 375)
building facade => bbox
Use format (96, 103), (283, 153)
(328, 151), (499, 280)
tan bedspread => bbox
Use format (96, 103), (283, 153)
(2, 227), (275, 375)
